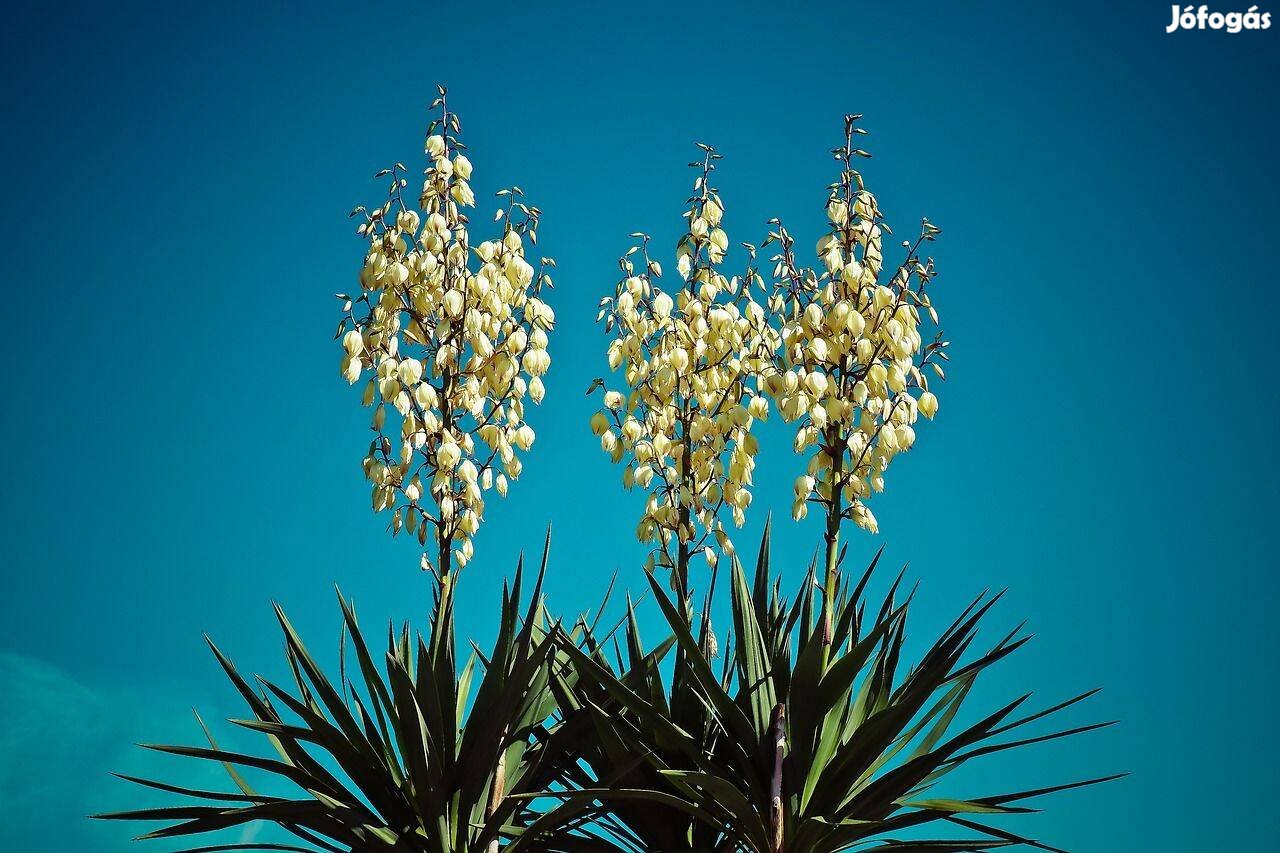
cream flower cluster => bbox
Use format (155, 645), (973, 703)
(591, 150), (778, 580)
(763, 142), (944, 535)
(339, 91), (554, 574)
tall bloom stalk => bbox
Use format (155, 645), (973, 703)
(339, 86), (554, 580)
(592, 145), (777, 606)
(764, 114), (946, 652)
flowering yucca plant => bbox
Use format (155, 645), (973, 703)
(590, 144), (778, 606)
(94, 541), (606, 852)
(97, 91), (586, 853)
(575, 147), (785, 843)
(539, 123), (1116, 853)
(339, 85), (555, 578)
(762, 114), (946, 650)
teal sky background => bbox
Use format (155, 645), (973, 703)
(3, 1), (1277, 850)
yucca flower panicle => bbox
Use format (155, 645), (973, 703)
(763, 114), (947, 650)
(338, 84), (555, 578)
(591, 143), (779, 605)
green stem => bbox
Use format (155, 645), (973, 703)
(438, 524), (452, 583)
(677, 510), (691, 616)
(821, 433), (844, 654)
(769, 703), (787, 853)
(485, 722), (510, 853)
(822, 511), (840, 647)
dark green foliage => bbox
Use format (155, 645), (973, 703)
(96, 529), (1116, 852)
(95, 538), (597, 852)
(539, 523), (1119, 852)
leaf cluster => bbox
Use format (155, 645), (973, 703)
(96, 528), (1116, 853)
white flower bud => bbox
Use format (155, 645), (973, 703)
(794, 475), (815, 497)
(436, 440), (461, 469)
(827, 198), (849, 225)
(703, 196), (723, 225)
(413, 383), (438, 410)
(506, 256), (535, 288)
(443, 289), (464, 318)
(342, 355), (362, 384)
(398, 359), (423, 386)
(397, 210), (420, 233)
(653, 291), (674, 320)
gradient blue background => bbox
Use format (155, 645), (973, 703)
(3, 1), (1276, 850)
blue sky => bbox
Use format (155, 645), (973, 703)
(2, 1), (1278, 850)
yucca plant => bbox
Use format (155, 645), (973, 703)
(535, 524), (1118, 852)
(539, 117), (1117, 852)
(94, 541), (604, 852)
(561, 142), (779, 850)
